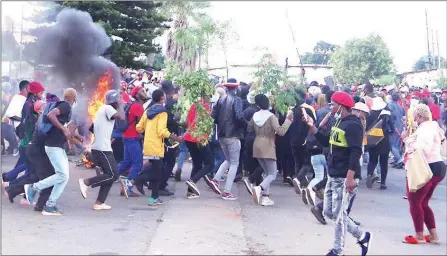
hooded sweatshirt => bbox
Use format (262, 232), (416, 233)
(247, 110), (292, 160)
(315, 114), (363, 179)
(136, 104), (171, 158)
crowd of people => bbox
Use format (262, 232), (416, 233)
(1, 72), (446, 255)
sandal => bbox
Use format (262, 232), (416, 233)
(424, 235), (440, 244)
(402, 235), (426, 244)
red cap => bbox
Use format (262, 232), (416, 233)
(412, 91), (422, 98)
(131, 86), (143, 98)
(421, 90), (431, 97)
(331, 91), (355, 108)
(28, 81), (45, 94)
(223, 83), (239, 88)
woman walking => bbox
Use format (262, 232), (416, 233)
(401, 103), (446, 244)
(248, 94), (293, 206)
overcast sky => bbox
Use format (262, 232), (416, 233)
(2, 1), (446, 73)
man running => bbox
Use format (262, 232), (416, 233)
(306, 91), (372, 256)
(78, 90), (124, 210)
(24, 88), (77, 216)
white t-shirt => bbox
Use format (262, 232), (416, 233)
(91, 104), (117, 152)
(3, 94), (27, 127)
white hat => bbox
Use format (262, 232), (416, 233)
(352, 102), (369, 114)
(247, 90), (256, 104)
(308, 86), (322, 97)
(371, 96), (387, 111)
(399, 86), (409, 93)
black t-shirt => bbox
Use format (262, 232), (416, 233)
(45, 101), (72, 148)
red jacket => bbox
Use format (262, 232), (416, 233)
(184, 101), (211, 143)
(428, 102), (441, 120)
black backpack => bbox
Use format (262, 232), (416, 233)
(115, 102), (135, 132)
(37, 102), (59, 136)
(305, 128), (322, 151)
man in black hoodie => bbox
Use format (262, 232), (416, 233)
(306, 91), (371, 256)
(289, 88), (316, 194)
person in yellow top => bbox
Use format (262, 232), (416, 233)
(136, 89), (182, 206)
(351, 102), (370, 166)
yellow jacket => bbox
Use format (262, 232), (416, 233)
(136, 105), (171, 158)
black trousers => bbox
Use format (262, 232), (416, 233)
(244, 139), (262, 185)
(161, 144), (176, 190)
(292, 145), (312, 186)
(135, 159), (164, 199)
(87, 150), (119, 203)
(111, 137), (124, 163)
(277, 142), (294, 180)
(367, 147), (390, 184)
(1, 122), (17, 153)
(185, 141), (214, 192)
(237, 139), (245, 176)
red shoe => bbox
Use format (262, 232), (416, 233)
(402, 235), (426, 244)
(221, 192), (237, 201)
(208, 179), (221, 195)
(424, 235), (440, 244)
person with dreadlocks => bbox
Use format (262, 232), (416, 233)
(306, 91), (372, 256)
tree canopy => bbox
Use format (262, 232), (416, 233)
(24, 1), (169, 69)
(330, 34), (394, 84)
(413, 55), (447, 71)
(301, 41), (337, 65)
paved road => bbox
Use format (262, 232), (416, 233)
(1, 154), (446, 255)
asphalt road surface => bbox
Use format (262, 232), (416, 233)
(1, 154), (446, 255)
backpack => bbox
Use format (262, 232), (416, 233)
(115, 102), (135, 132)
(305, 127), (322, 151)
(37, 102), (59, 136)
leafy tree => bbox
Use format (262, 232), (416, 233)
(330, 33), (393, 84)
(23, 1), (169, 69)
(301, 41), (337, 65)
(153, 53), (165, 70)
(2, 31), (20, 62)
(413, 55), (447, 71)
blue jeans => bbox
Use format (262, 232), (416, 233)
(5, 163), (27, 182)
(34, 146), (70, 207)
(212, 143), (224, 174)
(118, 138), (143, 181)
(309, 154), (326, 189)
(390, 134), (402, 163)
(176, 142), (189, 170)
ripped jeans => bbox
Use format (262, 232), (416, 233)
(323, 177), (364, 254)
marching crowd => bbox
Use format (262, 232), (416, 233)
(1, 74), (446, 256)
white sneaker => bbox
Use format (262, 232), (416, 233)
(93, 203), (112, 211)
(292, 178), (301, 194)
(252, 186), (262, 204)
(261, 196), (274, 206)
(242, 178), (253, 195)
(78, 179), (88, 199)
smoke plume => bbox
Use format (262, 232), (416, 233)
(35, 8), (120, 95)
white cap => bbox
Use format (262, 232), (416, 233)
(399, 86), (409, 93)
(371, 96), (387, 111)
(352, 102), (369, 114)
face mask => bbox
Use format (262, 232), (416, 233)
(410, 99), (419, 108)
(334, 106), (342, 120)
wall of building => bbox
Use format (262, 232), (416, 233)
(401, 68), (447, 88)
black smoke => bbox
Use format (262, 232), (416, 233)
(35, 8), (120, 95)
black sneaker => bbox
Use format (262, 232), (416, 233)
(4, 187), (14, 203)
(186, 192), (199, 199)
(174, 169), (182, 182)
(301, 189), (308, 205)
(2, 172), (8, 183)
(159, 188), (174, 196)
(311, 206), (327, 225)
(357, 232), (372, 256)
(34, 205), (43, 212)
(233, 175), (242, 183)
(326, 249), (341, 256)
(185, 180), (200, 195)
(203, 175), (212, 188)
(380, 184), (387, 190)
(366, 175), (373, 189)
(286, 176), (294, 187)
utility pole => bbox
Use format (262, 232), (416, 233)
(9, 22), (14, 78)
(431, 29), (435, 69)
(436, 30), (441, 69)
(19, 2), (24, 78)
(425, 9), (432, 69)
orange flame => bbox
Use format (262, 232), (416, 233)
(81, 72), (111, 168)
(88, 72), (111, 121)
